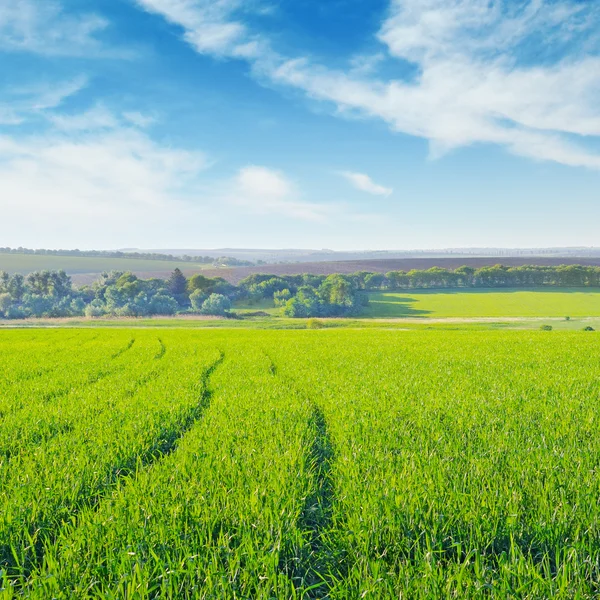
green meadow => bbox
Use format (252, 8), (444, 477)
(1, 328), (600, 598)
(0, 253), (209, 276)
(364, 288), (600, 318)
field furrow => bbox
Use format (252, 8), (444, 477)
(0, 333), (223, 581)
(19, 343), (312, 598)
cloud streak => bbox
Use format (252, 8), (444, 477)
(0, 0), (128, 57)
(133, 0), (600, 170)
(340, 171), (392, 197)
(0, 77), (88, 126)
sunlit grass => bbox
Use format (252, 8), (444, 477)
(364, 288), (600, 318)
(1, 329), (599, 597)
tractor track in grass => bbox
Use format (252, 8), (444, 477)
(154, 338), (167, 359)
(263, 350), (345, 597)
(291, 404), (341, 598)
(7, 349), (226, 585)
(111, 338), (135, 359)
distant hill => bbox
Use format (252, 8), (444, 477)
(138, 247), (600, 264)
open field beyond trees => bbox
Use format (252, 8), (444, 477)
(0, 254), (211, 278)
(1, 328), (600, 598)
(232, 288), (600, 320)
(364, 288), (600, 318)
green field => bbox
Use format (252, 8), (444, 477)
(2, 328), (600, 598)
(0, 253), (209, 277)
(364, 288), (600, 318)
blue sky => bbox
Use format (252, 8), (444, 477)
(1, 0), (599, 250)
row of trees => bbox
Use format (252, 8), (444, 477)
(0, 269), (237, 319)
(236, 264), (600, 297)
(2, 264), (600, 319)
(0, 247), (254, 266)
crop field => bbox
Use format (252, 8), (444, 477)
(365, 288), (600, 318)
(1, 328), (600, 598)
(0, 254), (210, 278)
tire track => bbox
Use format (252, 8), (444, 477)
(111, 338), (135, 360)
(263, 350), (345, 598)
(8, 350), (225, 584)
(154, 338), (166, 360)
(289, 405), (339, 598)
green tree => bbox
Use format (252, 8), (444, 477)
(190, 289), (207, 311)
(187, 274), (214, 294)
(0, 293), (12, 316)
(274, 289), (292, 307)
(201, 294), (231, 316)
(168, 268), (187, 297)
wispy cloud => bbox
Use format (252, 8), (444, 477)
(132, 0), (600, 170)
(133, 0), (266, 58)
(0, 100), (340, 247)
(233, 165), (331, 221)
(339, 171), (393, 197)
(123, 111), (156, 128)
(0, 104), (208, 227)
(0, 0), (127, 57)
(0, 77), (87, 125)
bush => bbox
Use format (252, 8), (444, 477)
(583, 326), (595, 331)
(190, 289), (207, 311)
(540, 325), (553, 331)
(565, 316), (571, 321)
(307, 318), (325, 329)
(201, 294), (231, 316)
(0, 292), (12, 317)
(149, 294), (178, 316)
(5, 305), (26, 320)
(282, 297), (308, 318)
(274, 289), (292, 307)
(85, 301), (107, 318)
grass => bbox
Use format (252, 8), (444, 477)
(0, 253), (211, 276)
(364, 288), (600, 318)
(2, 328), (600, 598)
(232, 297), (280, 315)
(3, 314), (600, 332)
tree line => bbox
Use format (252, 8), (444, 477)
(0, 247), (254, 266)
(1, 264), (600, 319)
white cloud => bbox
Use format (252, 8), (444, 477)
(133, 0), (264, 57)
(0, 101), (338, 248)
(0, 107), (208, 235)
(49, 105), (119, 132)
(0, 77), (87, 125)
(237, 165), (292, 198)
(233, 166), (330, 221)
(123, 111), (156, 128)
(340, 171), (393, 196)
(133, 0), (600, 170)
(0, 0), (116, 56)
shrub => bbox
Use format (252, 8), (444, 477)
(149, 294), (178, 316)
(0, 292), (12, 317)
(565, 316), (571, 321)
(5, 305), (26, 320)
(201, 294), (231, 316)
(307, 318), (325, 329)
(583, 326), (595, 331)
(189, 289), (207, 311)
(85, 301), (107, 318)
(540, 325), (553, 331)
